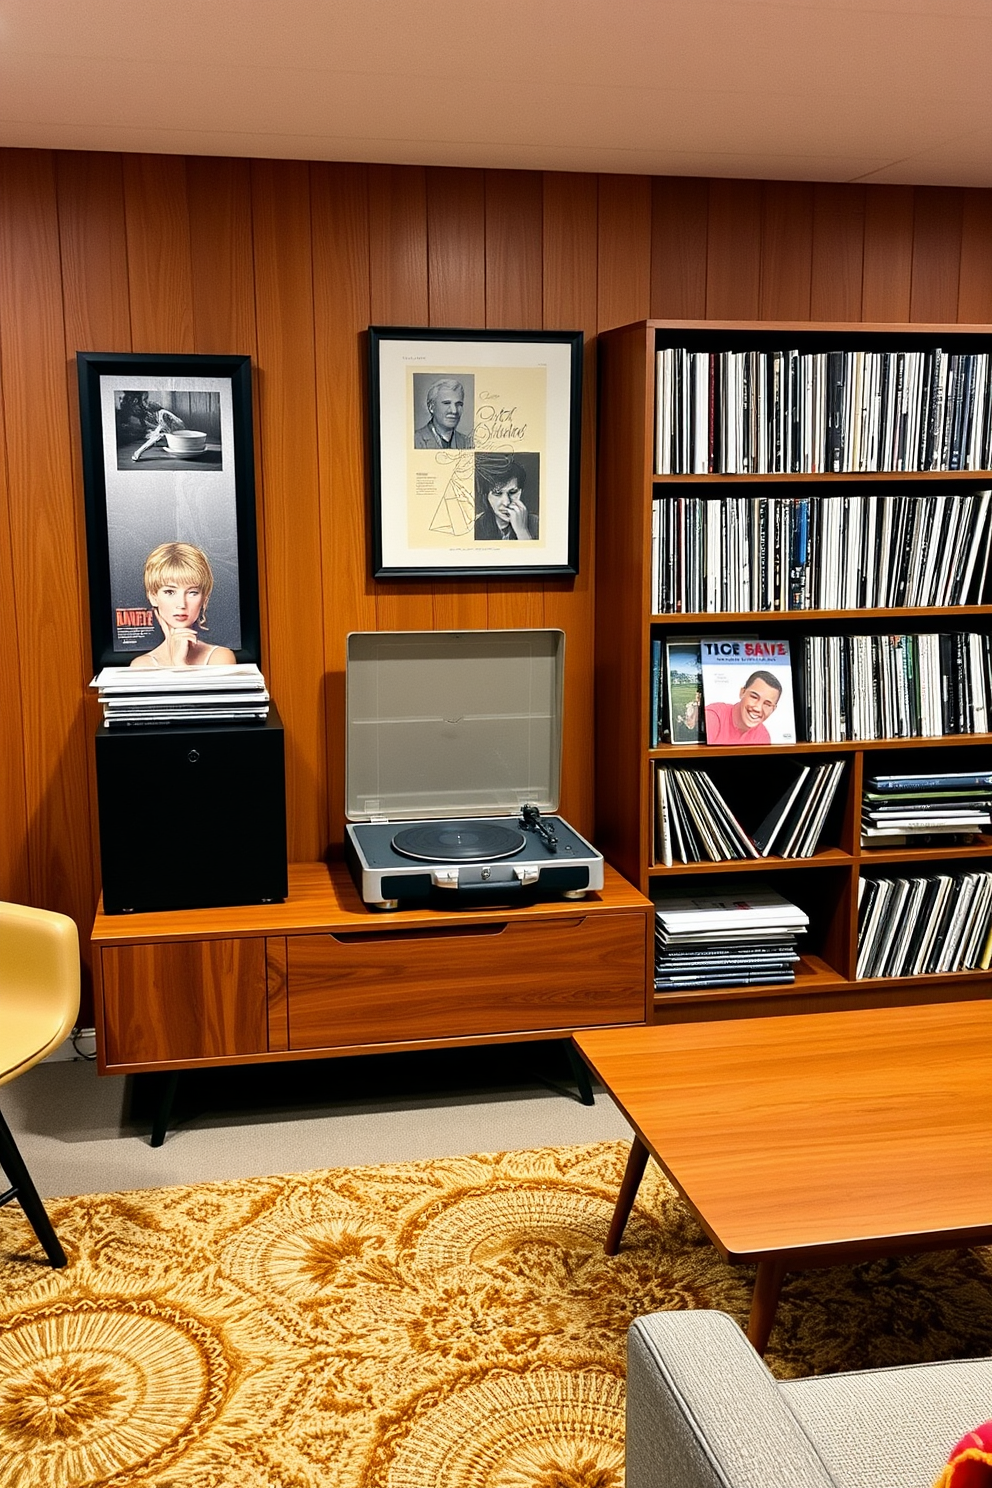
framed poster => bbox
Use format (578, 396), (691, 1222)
(77, 352), (260, 670)
(368, 326), (583, 579)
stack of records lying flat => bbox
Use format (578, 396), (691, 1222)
(654, 887), (809, 993)
(861, 770), (992, 848)
(91, 665), (269, 726)
(857, 870), (992, 978)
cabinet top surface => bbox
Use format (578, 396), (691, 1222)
(91, 860), (651, 945)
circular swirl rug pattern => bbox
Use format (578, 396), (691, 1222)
(2, 1140), (991, 1487)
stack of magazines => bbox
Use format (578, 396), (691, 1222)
(857, 870), (992, 978)
(91, 665), (270, 726)
(861, 770), (992, 848)
(654, 888), (809, 992)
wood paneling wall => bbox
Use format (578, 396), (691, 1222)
(2, 152), (991, 1003)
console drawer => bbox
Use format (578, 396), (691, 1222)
(100, 937), (268, 1067)
(285, 910), (648, 1049)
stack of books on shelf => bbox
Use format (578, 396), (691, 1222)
(91, 665), (270, 727)
(651, 489), (992, 614)
(797, 632), (991, 742)
(861, 770), (992, 848)
(654, 887), (809, 993)
(655, 347), (992, 476)
(654, 761), (844, 865)
(857, 870), (992, 979)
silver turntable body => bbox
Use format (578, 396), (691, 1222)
(344, 629), (605, 910)
(345, 812), (604, 910)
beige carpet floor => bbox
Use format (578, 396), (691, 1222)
(2, 1140), (992, 1487)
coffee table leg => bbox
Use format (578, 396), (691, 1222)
(746, 1257), (786, 1356)
(605, 1135), (650, 1255)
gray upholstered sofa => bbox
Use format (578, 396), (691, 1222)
(627, 1310), (992, 1488)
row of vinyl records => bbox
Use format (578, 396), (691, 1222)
(856, 870), (992, 979)
(654, 762), (844, 866)
(655, 347), (992, 476)
(650, 489), (992, 614)
(796, 632), (992, 742)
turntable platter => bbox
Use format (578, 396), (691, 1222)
(391, 821), (526, 862)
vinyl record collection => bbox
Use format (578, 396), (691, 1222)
(655, 768), (756, 865)
(654, 761), (844, 865)
(91, 665), (270, 726)
(857, 870), (992, 979)
(751, 761), (845, 857)
(650, 490), (992, 614)
(796, 633), (992, 742)
(654, 888), (809, 992)
(861, 771), (992, 848)
(655, 347), (992, 476)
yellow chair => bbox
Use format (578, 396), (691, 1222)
(0, 900), (80, 1267)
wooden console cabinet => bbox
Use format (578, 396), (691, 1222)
(91, 862), (653, 1075)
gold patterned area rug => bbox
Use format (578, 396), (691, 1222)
(3, 1140), (992, 1488)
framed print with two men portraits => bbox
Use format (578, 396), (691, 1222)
(77, 352), (260, 672)
(368, 327), (584, 579)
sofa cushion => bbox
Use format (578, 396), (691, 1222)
(781, 1357), (992, 1488)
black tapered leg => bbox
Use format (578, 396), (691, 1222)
(150, 1070), (181, 1147)
(0, 1106), (67, 1268)
(565, 1041), (596, 1106)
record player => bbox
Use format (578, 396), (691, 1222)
(344, 629), (604, 910)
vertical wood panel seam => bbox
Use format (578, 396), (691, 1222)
(0, 371), (31, 875)
(305, 164), (331, 723)
(50, 167), (103, 885)
(245, 165), (272, 668)
(703, 193), (710, 319)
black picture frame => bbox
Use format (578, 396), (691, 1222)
(368, 326), (583, 579)
(77, 351), (260, 671)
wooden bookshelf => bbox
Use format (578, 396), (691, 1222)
(595, 319), (992, 1021)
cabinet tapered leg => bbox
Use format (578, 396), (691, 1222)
(605, 1135), (650, 1255)
(150, 1071), (181, 1148)
(566, 1041), (596, 1105)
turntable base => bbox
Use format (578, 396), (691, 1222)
(91, 861), (654, 1126)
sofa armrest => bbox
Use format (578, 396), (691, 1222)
(626, 1311), (839, 1488)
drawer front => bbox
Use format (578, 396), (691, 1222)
(100, 938), (268, 1067)
(286, 911), (648, 1050)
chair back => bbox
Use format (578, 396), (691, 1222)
(0, 901), (80, 1085)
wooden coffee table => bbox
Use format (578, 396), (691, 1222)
(573, 1000), (992, 1354)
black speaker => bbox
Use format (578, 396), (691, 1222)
(95, 705), (288, 914)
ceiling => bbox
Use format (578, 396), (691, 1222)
(2, 0), (992, 187)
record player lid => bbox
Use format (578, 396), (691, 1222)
(345, 629), (564, 822)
